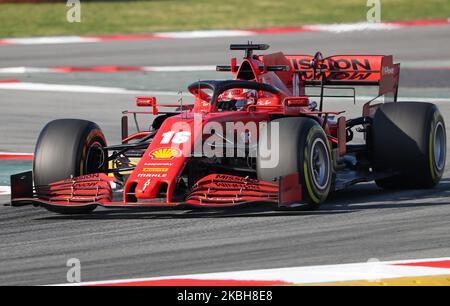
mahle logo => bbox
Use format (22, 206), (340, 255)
(67, 0), (81, 23)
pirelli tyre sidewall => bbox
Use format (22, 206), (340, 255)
(428, 109), (447, 184)
(373, 102), (446, 189)
(302, 124), (333, 205)
(257, 117), (333, 209)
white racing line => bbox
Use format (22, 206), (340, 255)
(155, 30), (255, 39)
(0, 36), (100, 45)
(0, 82), (180, 96)
(142, 65), (216, 72)
(303, 22), (400, 33)
(0, 65), (217, 74)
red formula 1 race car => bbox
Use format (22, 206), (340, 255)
(10, 44), (447, 214)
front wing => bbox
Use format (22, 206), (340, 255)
(9, 171), (304, 210)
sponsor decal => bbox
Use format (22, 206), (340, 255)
(382, 66), (394, 75)
(214, 174), (260, 185)
(257, 98), (272, 106)
(137, 173), (168, 178)
(291, 58), (372, 71)
(290, 58), (374, 81)
(63, 173), (100, 182)
(142, 179), (151, 192)
(149, 148), (182, 159)
(160, 131), (191, 144)
(73, 182), (97, 188)
(214, 182), (261, 190)
(144, 162), (173, 167)
(143, 167), (169, 172)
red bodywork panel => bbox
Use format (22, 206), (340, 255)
(125, 111), (271, 203)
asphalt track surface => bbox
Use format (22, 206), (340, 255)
(0, 25), (450, 285)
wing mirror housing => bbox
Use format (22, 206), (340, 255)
(136, 96), (158, 115)
(136, 96), (156, 107)
(284, 97), (309, 107)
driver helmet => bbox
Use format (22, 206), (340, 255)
(218, 88), (258, 110)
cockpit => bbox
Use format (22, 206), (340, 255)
(188, 80), (282, 112)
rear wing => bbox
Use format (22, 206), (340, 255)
(286, 54), (400, 100)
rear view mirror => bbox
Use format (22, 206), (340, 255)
(136, 96), (156, 107)
(284, 97), (309, 107)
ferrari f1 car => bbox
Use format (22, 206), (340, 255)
(10, 44), (447, 214)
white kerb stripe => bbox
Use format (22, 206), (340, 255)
(155, 30), (255, 39)
(142, 65), (216, 72)
(0, 82), (180, 96)
(52, 257), (450, 286)
(0, 36), (100, 45)
(304, 22), (401, 33)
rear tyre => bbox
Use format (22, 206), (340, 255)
(34, 119), (107, 214)
(372, 102), (446, 189)
(257, 117), (333, 210)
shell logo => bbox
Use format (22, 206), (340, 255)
(150, 148), (182, 159)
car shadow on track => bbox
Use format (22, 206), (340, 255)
(34, 178), (450, 221)
(35, 206), (353, 221)
(328, 178), (450, 209)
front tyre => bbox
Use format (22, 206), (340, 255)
(257, 117), (333, 210)
(33, 119), (107, 214)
